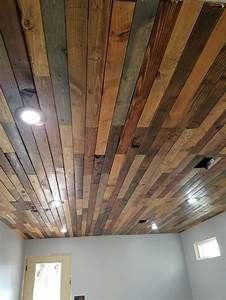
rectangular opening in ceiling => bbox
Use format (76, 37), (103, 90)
(138, 219), (147, 224)
(194, 157), (215, 169)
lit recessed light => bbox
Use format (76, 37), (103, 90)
(49, 200), (64, 208)
(16, 107), (44, 126)
(61, 226), (67, 234)
(151, 222), (158, 230)
(188, 198), (197, 205)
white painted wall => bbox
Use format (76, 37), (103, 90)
(0, 221), (24, 300)
(181, 212), (226, 300)
(25, 233), (192, 300)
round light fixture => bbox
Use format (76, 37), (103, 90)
(188, 198), (197, 205)
(21, 109), (41, 124)
(61, 226), (67, 234)
(49, 200), (64, 208)
(16, 107), (45, 126)
(151, 222), (158, 230)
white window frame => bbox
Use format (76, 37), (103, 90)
(194, 237), (221, 261)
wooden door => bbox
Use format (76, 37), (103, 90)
(22, 255), (71, 300)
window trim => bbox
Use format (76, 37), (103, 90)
(194, 237), (221, 261)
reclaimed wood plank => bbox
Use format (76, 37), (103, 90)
(164, 9), (226, 128)
(95, 1), (135, 155)
(86, 0), (112, 129)
(138, 0), (203, 127)
(66, 0), (87, 156)
(40, 0), (71, 125)
(117, 0), (181, 153)
(82, 0), (112, 235)
(0, 124), (14, 153)
(40, 0), (73, 236)
(17, 0), (49, 77)
(112, 0), (159, 127)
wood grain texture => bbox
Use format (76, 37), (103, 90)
(0, 0), (225, 237)
(86, 0), (113, 129)
(66, 0), (87, 156)
(95, 1), (135, 155)
(112, 0), (159, 127)
(40, 0), (73, 236)
(17, 0), (49, 77)
(138, 0), (203, 127)
(117, 0), (181, 153)
(164, 9), (226, 128)
(82, 0), (113, 234)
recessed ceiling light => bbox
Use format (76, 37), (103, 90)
(151, 222), (158, 230)
(49, 200), (64, 208)
(188, 198), (197, 205)
(61, 226), (67, 234)
(16, 107), (44, 126)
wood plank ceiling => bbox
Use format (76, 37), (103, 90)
(0, 0), (225, 238)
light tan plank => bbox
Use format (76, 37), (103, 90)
(17, 0), (49, 77)
(0, 124), (14, 153)
(138, 0), (203, 127)
(164, 9), (226, 128)
(95, 1), (135, 154)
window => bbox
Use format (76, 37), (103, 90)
(194, 237), (221, 260)
(33, 262), (62, 300)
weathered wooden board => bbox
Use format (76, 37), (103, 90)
(83, 0), (113, 234)
(95, 1), (135, 155)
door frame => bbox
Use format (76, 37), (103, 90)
(22, 255), (72, 300)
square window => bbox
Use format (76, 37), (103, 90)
(194, 237), (221, 260)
